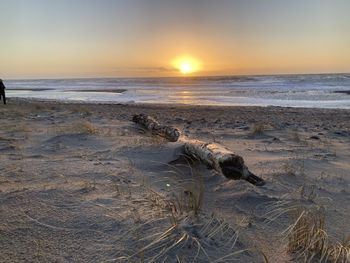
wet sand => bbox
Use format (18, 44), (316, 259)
(1, 98), (349, 262)
(7, 88), (127, 93)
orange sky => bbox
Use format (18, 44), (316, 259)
(1, 0), (349, 79)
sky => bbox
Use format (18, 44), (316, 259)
(0, 0), (349, 79)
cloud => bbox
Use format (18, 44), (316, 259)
(111, 66), (178, 74)
(131, 66), (178, 73)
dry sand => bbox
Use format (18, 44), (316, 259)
(0, 98), (349, 262)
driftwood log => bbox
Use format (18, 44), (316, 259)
(132, 114), (265, 186)
(132, 114), (181, 142)
(183, 139), (265, 186)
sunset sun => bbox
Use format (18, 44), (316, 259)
(180, 63), (193, 74)
(172, 56), (201, 75)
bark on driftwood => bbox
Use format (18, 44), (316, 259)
(183, 139), (265, 186)
(132, 114), (265, 186)
(132, 114), (181, 142)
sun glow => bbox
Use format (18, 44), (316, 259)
(172, 56), (201, 75)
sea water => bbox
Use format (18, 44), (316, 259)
(5, 74), (350, 109)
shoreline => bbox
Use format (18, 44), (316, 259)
(7, 88), (127, 93)
(6, 97), (350, 112)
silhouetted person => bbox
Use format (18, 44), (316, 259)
(0, 79), (6, 104)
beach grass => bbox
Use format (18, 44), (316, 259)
(286, 206), (350, 263)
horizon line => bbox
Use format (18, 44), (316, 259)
(4, 71), (350, 81)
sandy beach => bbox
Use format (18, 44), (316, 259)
(1, 98), (349, 262)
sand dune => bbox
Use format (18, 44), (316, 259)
(0, 98), (349, 262)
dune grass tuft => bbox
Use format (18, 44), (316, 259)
(252, 123), (265, 135)
(79, 121), (98, 134)
(290, 130), (301, 142)
(286, 206), (349, 263)
(55, 121), (98, 135)
(110, 163), (258, 262)
(114, 211), (247, 262)
(263, 198), (349, 263)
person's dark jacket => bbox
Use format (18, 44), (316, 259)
(0, 80), (6, 104)
(0, 80), (5, 91)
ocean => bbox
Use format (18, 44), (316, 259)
(5, 74), (350, 109)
